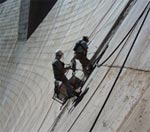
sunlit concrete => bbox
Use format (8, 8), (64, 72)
(0, 0), (150, 132)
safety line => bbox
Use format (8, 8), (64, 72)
(66, 14), (133, 132)
(96, 1), (150, 67)
(66, 29), (130, 132)
(40, 0), (145, 131)
(80, 0), (103, 36)
(47, 1), (104, 130)
(89, 0), (134, 66)
(71, 0), (134, 72)
(66, 2), (150, 132)
(89, 2), (150, 132)
(66, 8), (134, 132)
(88, 0), (118, 39)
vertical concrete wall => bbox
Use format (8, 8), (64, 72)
(0, 0), (31, 130)
(0, 0), (20, 41)
(0, 0), (150, 132)
(0, 0), (21, 130)
(51, 0), (150, 132)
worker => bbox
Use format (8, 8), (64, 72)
(52, 49), (79, 98)
(73, 36), (91, 75)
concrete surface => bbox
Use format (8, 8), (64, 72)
(0, 0), (150, 132)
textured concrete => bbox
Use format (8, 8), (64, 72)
(0, 0), (150, 132)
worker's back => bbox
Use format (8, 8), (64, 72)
(52, 58), (65, 80)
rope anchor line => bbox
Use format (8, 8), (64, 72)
(96, 2), (150, 67)
(89, 2), (150, 132)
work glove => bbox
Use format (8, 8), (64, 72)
(65, 64), (71, 69)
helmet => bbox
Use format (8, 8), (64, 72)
(83, 36), (89, 42)
(55, 49), (64, 56)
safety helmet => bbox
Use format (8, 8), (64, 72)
(55, 49), (64, 56)
(83, 36), (89, 42)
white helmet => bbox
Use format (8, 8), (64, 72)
(55, 49), (64, 56)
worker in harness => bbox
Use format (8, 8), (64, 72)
(73, 36), (91, 75)
(52, 49), (79, 99)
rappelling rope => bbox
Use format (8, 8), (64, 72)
(66, 2), (150, 132)
(96, 1), (150, 67)
(89, 2), (150, 132)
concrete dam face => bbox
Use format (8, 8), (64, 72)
(0, 0), (150, 132)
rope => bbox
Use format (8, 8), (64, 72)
(66, 28), (128, 132)
(89, 0), (134, 67)
(88, 0), (119, 40)
(65, 2), (150, 132)
(96, 1), (150, 67)
(89, 2), (150, 131)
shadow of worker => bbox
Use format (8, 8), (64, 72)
(69, 87), (89, 113)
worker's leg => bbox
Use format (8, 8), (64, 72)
(75, 53), (90, 75)
(80, 56), (90, 70)
(62, 75), (73, 98)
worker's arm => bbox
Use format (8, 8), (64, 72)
(65, 64), (71, 70)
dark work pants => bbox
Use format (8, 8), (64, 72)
(55, 75), (72, 98)
(74, 52), (90, 70)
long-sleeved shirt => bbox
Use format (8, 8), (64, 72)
(52, 59), (66, 80)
